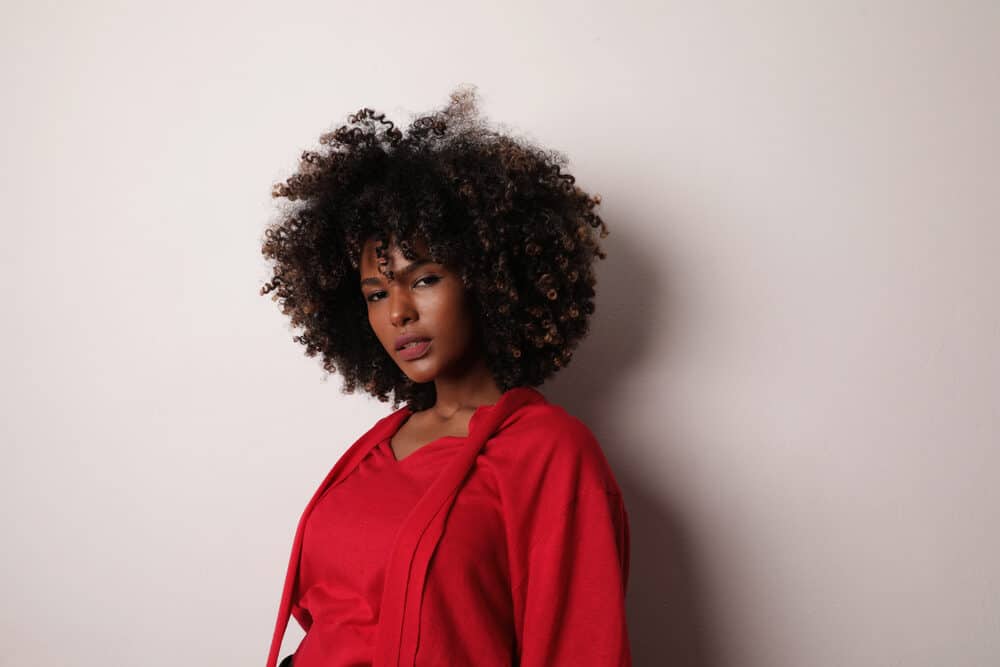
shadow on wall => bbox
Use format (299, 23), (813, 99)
(547, 222), (722, 667)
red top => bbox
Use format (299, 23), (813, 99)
(266, 386), (631, 667)
(292, 435), (464, 665)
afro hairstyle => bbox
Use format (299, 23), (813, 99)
(260, 84), (609, 411)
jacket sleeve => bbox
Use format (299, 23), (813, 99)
(513, 486), (632, 666)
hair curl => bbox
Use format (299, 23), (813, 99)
(260, 84), (608, 411)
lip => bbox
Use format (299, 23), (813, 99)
(397, 339), (432, 361)
(395, 332), (432, 350)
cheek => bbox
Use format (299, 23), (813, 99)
(447, 292), (478, 343)
(367, 311), (388, 346)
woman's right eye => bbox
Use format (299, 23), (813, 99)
(366, 291), (386, 303)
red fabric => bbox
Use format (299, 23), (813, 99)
(293, 436), (464, 665)
(265, 386), (631, 666)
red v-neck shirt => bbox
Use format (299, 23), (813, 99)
(293, 434), (466, 666)
(284, 393), (632, 666)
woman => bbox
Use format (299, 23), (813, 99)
(260, 85), (631, 667)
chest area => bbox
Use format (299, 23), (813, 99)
(389, 410), (473, 461)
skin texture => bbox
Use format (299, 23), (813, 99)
(359, 234), (502, 458)
(260, 84), (609, 412)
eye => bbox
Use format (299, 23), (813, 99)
(414, 274), (441, 287)
(365, 274), (441, 303)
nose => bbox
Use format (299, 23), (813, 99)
(388, 284), (418, 328)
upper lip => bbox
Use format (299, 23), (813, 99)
(395, 333), (432, 350)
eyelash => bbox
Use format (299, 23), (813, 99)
(366, 275), (441, 303)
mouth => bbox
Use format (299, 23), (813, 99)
(396, 338), (432, 361)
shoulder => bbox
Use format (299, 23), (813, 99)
(506, 402), (599, 452)
(495, 401), (623, 497)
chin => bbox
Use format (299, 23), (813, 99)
(398, 365), (437, 384)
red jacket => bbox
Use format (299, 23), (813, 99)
(266, 386), (632, 666)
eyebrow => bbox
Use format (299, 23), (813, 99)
(360, 258), (435, 288)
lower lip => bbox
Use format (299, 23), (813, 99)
(397, 339), (432, 361)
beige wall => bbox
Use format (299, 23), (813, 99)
(2, 1), (997, 665)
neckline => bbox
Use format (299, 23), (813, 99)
(381, 432), (464, 464)
(386, 389), (519, 464)
(385, 410), (479, 464)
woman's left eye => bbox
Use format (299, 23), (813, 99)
(414, 275), (441, 287)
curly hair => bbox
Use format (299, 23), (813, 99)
(260, 84), (609, 411)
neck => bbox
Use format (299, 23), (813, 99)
(429, 354), (503, 417)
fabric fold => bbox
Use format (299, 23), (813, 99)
(265, 386), (545, 667)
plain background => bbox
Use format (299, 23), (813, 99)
(2, 1), (997, 665)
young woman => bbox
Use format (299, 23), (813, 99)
(260, 85), (631, 667)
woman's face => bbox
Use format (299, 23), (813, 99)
(359, 235), (481, 384)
